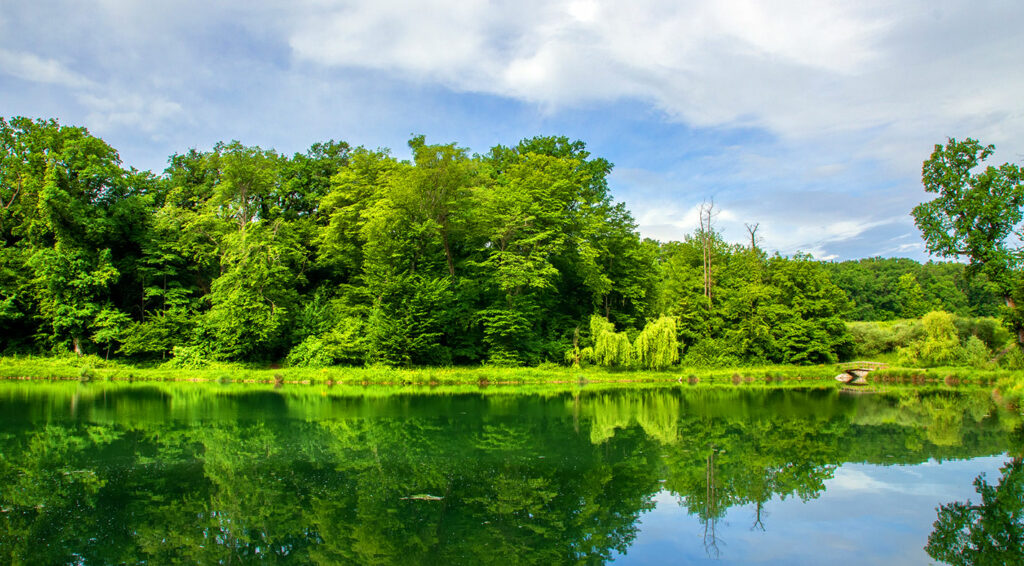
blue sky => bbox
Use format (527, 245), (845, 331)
(2, 0), (1023, 259)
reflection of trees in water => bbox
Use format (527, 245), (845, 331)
(703, 449), (721, 558)
(585, 388), (1017, 559)
(0, 385), (1018, 564)
(926, 453), (1023, 565)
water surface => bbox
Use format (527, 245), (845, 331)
(0, 382), (1020, 564)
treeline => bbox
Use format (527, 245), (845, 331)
(0, 117), (998, 367)
(824, 257), (1000, 321)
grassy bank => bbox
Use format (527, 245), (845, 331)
(0, 355), (844, 384)
(2, 355), (1022, 415)
(0, 354), (1018, 390)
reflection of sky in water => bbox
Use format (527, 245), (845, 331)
(613, 456), (1010, 565)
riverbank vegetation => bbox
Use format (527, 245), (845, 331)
(2, 118), (1023, 395)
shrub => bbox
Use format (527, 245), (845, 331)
(1000, 346), (1024, 370)
(847, 322), (897, 357)
(954, 316), (1011, 351)
(681, 337), (741, 368)
(287, 316), (368, 368)
(893, 319), (926, 349)
(961, 336), (992, 369)
(899, 311), (962, 367)
(163, 345), (209, 369)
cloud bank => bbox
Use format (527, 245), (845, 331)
(1, 0), (1021, 258)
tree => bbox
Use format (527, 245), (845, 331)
(589, 314), (632, 367)
(698, 200), (716, 309)
(899, 310), (962, 367)
(912, 138), (1024, 342)
(0, 117), (140, 355)
(633, 316), (679, 370)
(896, 273), (928, 318)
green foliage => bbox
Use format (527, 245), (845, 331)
(2, 118), (1018, 371)
(896, 273), (928, 318)
(961, 336), (992, 370)
(912, 137), (1024, 342)
(589, 315), (633, 367)
(914, 139), (1024, 283)
(287, 315), (368, 368)
(926, 460), (1024, 565)
(847, 322), (898, 358)
(825, 258), (999, 321)
(999, 347), (1024, 371)
(90, 308), (132, 359)
(680, 337), (742, 368)
(661, 242), (851, 365)
(899, 311), (963, 367)
(633, 316), (679, 370)
(955, 317), (1011, 352)
(848, 314), (1011, 367)
(164, 345), (209, 369)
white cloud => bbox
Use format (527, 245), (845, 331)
(3, 0), (1020, 259)
(78, 91), (185, 135)
(286, 1), (1024, 170)
(828, 466), (952, 498)
(0, 48), (94, 88)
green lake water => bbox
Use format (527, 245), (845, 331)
(0, 382), (1020, 565)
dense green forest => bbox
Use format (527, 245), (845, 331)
(825, 258), (1000, 321)
(0, 117), (1006, 368)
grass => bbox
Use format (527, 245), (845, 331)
(0, 354), (846, 385)
(0, 354), (1017, 387)
(2, 354), (1021, 414)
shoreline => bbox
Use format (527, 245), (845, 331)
(0, 356), (1020, 404)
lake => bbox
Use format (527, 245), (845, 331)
(0, 382), (1020, 565)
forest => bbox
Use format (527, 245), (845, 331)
(0, 117), (1012, 369)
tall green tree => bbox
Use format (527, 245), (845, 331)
(912, 138), (1024, 342)
(0, 117), (141, 355)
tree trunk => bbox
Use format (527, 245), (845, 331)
(700, 201), (714, 310)
(1006, 295), (1024, 344)
(73, 336), (83, 357)
(441, 229), (455, 278)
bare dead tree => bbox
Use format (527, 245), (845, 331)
(699, 200), (716, 310)
(745, 222), (760, 252)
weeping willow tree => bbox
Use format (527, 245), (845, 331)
(633, 316), (680, 370)
(589, 315), (633, 367)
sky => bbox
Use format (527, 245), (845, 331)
(2, 0), (1023, 260)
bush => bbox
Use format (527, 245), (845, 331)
(961, 336), (992, 369)
(848, 322), (897, 357)
(1000, 346), (1024, 370)
(163, 345), (209, 369)
(893, 319), (926, 349)
(898, 311), (962, 367)
(287, 316), (368, 368)
(954, 316), (1011, 351)
(682, 337), (741, 368)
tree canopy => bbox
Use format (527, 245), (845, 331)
(912, 138), (1024, 342)
(0, 117), (1005, 367)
